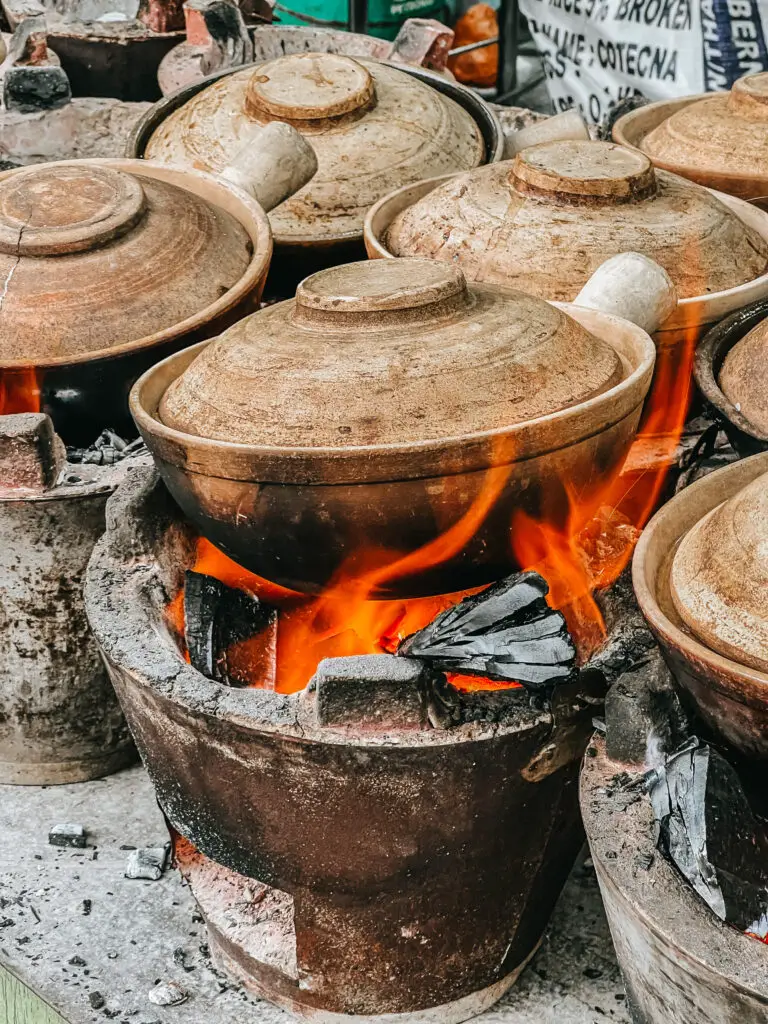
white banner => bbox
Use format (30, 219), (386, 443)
(518, 0), (768, 121)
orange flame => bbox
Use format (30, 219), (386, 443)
(511, 325), (696, 660)
(168, 317), (696, 694)
(0, 368), (41, 416)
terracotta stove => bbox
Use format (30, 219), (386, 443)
(84, 466), (632, 1022)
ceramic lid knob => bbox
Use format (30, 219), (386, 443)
(727, 71), (768, 119)
(0, 164), (146, 257)
(511, 140), (657, 204)
(245, 52), (375, 124)
(293, 259), (470, 326)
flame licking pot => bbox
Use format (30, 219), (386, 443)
(633, 451), (768, 763)
(695, 298), (768, 456)
(0, 127), (315, 446)
(131, 255), (665, 598)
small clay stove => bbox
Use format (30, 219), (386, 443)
(85, 465), (659, 1022)
(0, 411), (140, 784)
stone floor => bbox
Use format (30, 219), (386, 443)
(0, 765), (630, 1024)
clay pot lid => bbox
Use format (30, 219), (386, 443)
(670, 470), (768, 673)
(158, 258), (626, 449)
(384, 140), (768, 302)
(642, 72), (768, 182)
(143, 53), (486, 244)
(0, 162), (254, 367)
(718, 319), (768, 435)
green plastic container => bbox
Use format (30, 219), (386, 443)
(273, 0), (452, 40)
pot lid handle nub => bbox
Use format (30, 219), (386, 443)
(575, 252), (676, 336)
(0, 164), (146, 257)
(220, 122), (318, 213)
(293, 259), (471, 326)
(245, 52), (376, 123)
(727, 71), (768, 119)
(511, 140), (657, 204)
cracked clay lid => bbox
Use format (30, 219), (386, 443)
(0, 162), (254, 366)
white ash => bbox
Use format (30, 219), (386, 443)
(125, 844), (170, 881)
(148, 980), (188, 1006)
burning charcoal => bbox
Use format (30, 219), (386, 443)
(397, 571), (576, 691)
(312, 655), (428, 730)
(148, 981), (188, 1006)
(184, 571), (277, 688)
(48, 823), (86, 848)
(645, 738), (768, 931)
(124, 845), (170, 881)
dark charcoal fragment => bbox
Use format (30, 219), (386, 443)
(88, 992), (105, 1009)
(646, 737), (768, 932)
(3, 65), (71, 113)
(184, 571), (277, 688)
(397, 571), (576, 691)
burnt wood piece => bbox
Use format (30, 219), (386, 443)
(199, 0), (253, 75)
(397, 571), (577, 690)
(0, 413), (64, 493)
(184, 570), (277, 688)
(646, 737), (768, 933)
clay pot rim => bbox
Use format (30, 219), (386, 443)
(580, 739), (768, 1003)
(126, 59), (505, 247)
(695, 298), (768, 451)
(129, 302), (654, 485)
(0, 158), (272, 370)
(632, 451), (768, 693)
(612, 92), (768, 196)
(363, 172), (768, 331)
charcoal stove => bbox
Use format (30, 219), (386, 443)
(580, 603), (768, 1024)
(84, 466), (616, 1022)
(0, 412), (137, 784)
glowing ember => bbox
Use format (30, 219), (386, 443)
(0, 368), (41, 416)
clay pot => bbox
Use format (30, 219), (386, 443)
(670, 471), (768, 674)
(633, 451), (768, 762)
(369, 140), (768, 301)
(128, 53), (503, 293)
(695, 299), (768, 456)
(0, 129), (316, 445)
(131, 253), (668, 597)
(613, 72), (768, 205)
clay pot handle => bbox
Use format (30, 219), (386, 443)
(504, 109), (590, 158)
(220, 122), (318, 213)
(574, 253), (677, 335)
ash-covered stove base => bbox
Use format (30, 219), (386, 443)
(0, 765), (630, 1024)
(175, 839), (529, 1024)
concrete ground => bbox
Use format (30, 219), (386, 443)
(0, 765), (630, 1024)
